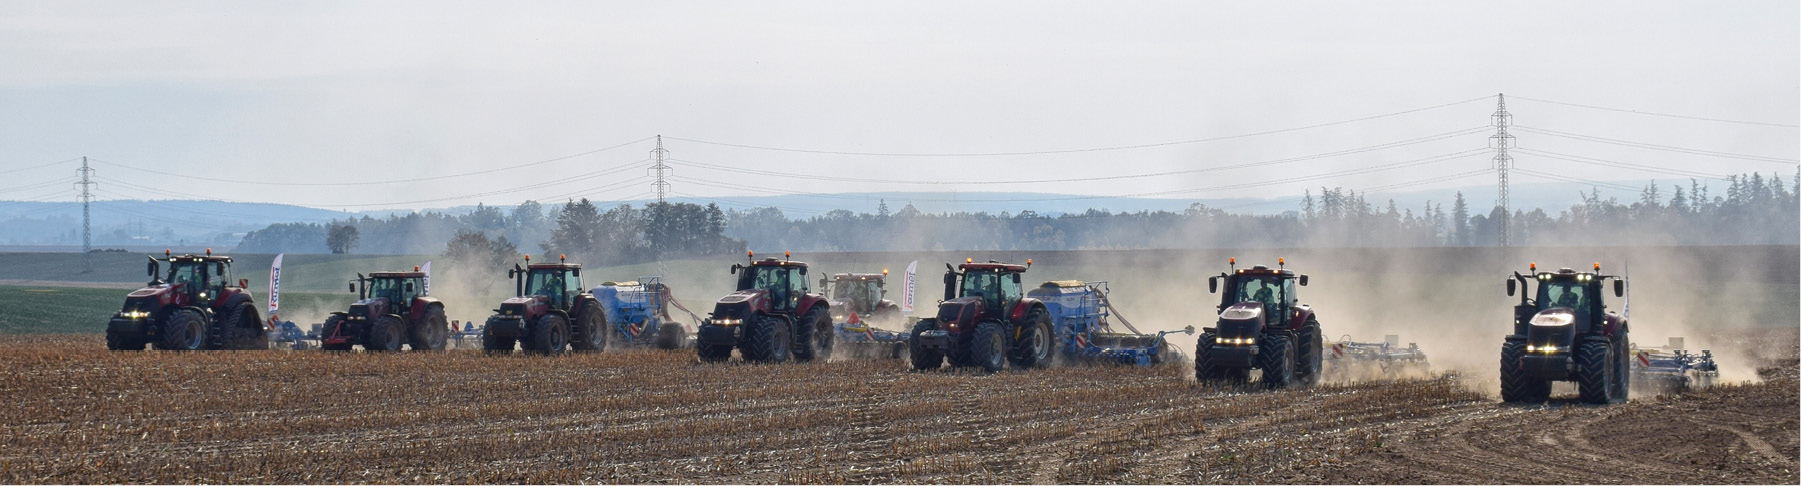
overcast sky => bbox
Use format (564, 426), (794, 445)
(1, 1), (1795, 212)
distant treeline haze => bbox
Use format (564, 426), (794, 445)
(234, 173), (1798, 259)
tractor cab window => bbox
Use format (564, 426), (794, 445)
(213, 263), (230, 290)
(961, 270), (1006, 311)
(564, 270), (582, 294)
(168, 262), (204, 289)
(747, 265), (797, 311)
(1000, 274), (1022, 307)
(1233, 276), (1284, 312)
(831, 280), (854, 300)
(368, 278), (404, 302)
(398, 277), (423, 303)
(1538, 281), (1590, 312)
(787, 267), (806, 308)
(527, 270), (569, 307)
(866, 281), (883, 308)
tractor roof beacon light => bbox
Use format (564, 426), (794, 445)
(1594, 262), (1601, 272)
(1529, 262), (1537, 272)
(525, 254), (531, 263)
(165, 249), (171, 257)
(1278, 257), (1285, 269)
(206, 248), (212, 256)
(561, 254), (566, 262)
(882, 268), (889, 275)
(1026, 258), (1033, 267)
(414, 265), (420, 272)
(785, 251), (791, 260)
(1229, 257), (1236, 270)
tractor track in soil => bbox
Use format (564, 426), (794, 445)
(0, 334), (1794, 484)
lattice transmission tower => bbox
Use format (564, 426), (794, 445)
(1491, 94), (1514, 247)
(649, 135), (671, 202)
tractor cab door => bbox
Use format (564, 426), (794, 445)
(398, 278), (423, 313)
(1281, 278), (1298, 318)
(562, 269), (583, 310)
(999, 273), (1023, 316)
(787, 267), (806, 311)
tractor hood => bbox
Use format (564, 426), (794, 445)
(1526, 307), (1578, 350)
(126, 284), (177, 299)
(349, 297), (390, 318)
(1215, 302), (1266, 339)
(711, 289), (767, 320)
(934, 296), (985, 329)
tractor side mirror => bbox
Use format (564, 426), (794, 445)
(1614, 279), (1624, 297)
(404, 281), (415, 293)
(1012, 274), (1021, 284)
(508, 268), (517, 278)
(146, 258), (157, 278)
(1506, 279), (1516, 297)
(798, 267), (807, 275)
(348, 281), (356, 293)
(730, 264), (741, 275)
(1298, 275), (1309, 286)
(819, 277), (827, 288)
(571, 268), (580, 277)
(1207, 276), (1218, 294)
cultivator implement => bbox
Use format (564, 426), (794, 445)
(832, 312), (912, 359)
(448, 320), (484, 349)
(1327, 334), (1429, 375)
(596, 277), (702, 349)
(1031, 280), (1190, 366)
(265, 318), (315, 350)
(1632, 337), (1718, 392)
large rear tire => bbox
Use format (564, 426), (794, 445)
(158, 310), (208, 351)
(570, 305), (607, 352)
(320, 315), (353, 351)
(221, 301), (268, 350)
(909, 318), (943, 371)
(741, 314), (791, 363)
(1575, 340), (1613, 404)
(1258, 333), (1295, 389)
(367, 315), (407, 351)
(971, 322), (1007, 373)
(410, 306), (450, 351)
(528, 314), (570, 355)
(1611, 331), (1630, 401)
(1009, 307), (1055, 368)
(1295, 322), (1322, 386)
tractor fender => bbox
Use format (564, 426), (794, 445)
(410, 296), (443, 317)
(1288, 305), (1316, 330)
(177, 305), (217, 323)
(220, 293), (254, 316)
(1602, 312), (1626, 337)
(1008, 297), (1044, 322)
(798, 298), (829, 323)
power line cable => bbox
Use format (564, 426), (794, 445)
(1510, 95), (1799, 128)
(1512, 167), (1642, 192)
(1512, 126), (1798, 164)
(666, 95), (1495, 157)
(1512, 149), (1724, 180)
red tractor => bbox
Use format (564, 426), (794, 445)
(695, 251), (833, 363)
(1501, 262), (1630, 404)
(482, 255), (607, 355)
(908, 258), (1056, 372)
(823, 271), (904, 327)
(319, 267), (450, 351)
(106, 249), (267, 351)
(1193, 258), (1321, 388)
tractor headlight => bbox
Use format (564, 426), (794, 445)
(713, 318), (742, 326)
(119, 310), (149, 319)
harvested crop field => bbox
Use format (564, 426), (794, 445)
(0, 333), (1795, 484)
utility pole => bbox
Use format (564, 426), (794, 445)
(649, 135), (671, 203)
(1491, 94), (1514, 247)
(76, 156), (96, 272)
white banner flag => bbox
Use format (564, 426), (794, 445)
(902, 260), (918, 313)
(421, 260), (432, 296)
(267, 253), (283, 315)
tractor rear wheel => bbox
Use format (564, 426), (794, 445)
(410, 306), (450, 351)
(219, 301), (267, 350)
(792, 307), (831, 362)
(1499, 341), (1549, 402)
(1610, 331), (1630, 401)
(656, 323), (687, 350)
(909, 318), (943, 371)
(971, 322), (1008, 373)
(481, 318), (515, 354)
(1258, 334), (1295, 389)
(106, 332), (146, 351)
(1194, 332), (1222, 382)
(1296, 323), (1322, 386)
(1009, 308), (1055, 368)
(1575, 340), (1614, 404)
(158, 310), (208, 351)
(320, 315), (353, 351)
(528, 314), (571, 355)
(741, 314), (790, 363)
(367, 315), (407, 351)
(571, 306), (606, 352)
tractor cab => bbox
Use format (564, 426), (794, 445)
(1207, 258), (1309, 318)
(732, 257), (810, 312)
(1507, 263), (1625, 336)
(350, 271), (426, 317)
(507, 256), (584, 311)
(144, 250), (242, 308)
(824, 271), (889, 318)
(942, 259), (1028, 318)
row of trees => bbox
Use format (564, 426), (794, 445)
(236, 172), (1798, 259)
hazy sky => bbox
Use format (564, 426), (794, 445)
(2, 1), (1796, 212)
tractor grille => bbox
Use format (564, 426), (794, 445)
(712, 301), (749, 320)
(348, 303), (370, 319)
(936, 301), (979, 327)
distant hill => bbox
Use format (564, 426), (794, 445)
(0, 179), (1673, 250)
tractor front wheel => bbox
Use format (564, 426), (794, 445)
(158, 310), (208, 351)
(367, 316), (407, 351)
(908, 318), (943, 371)
(697, 341), (732, 362)
(1194, 332), (1221, 382)
(528, 314), (571, 355)
(741, 314), (791, 363)
(1258, 333), (1295, 389)
(106, 332), (147, 351)
(481, 317), (515, 354)
(1499, 341), (1549, 403)
(971, 322), (1008, 373)
(1576, 340), (1616, 404)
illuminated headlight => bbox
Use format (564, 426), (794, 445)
(1527, 345), (1561, 353)
(198, 292), (208, 299)
(119, 310), (150, 319)
(1216, 337), (1255, 345)
(712, 318), (743, 326)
